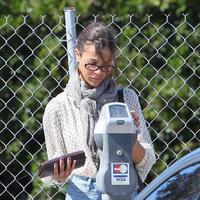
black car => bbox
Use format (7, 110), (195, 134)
(136, 147), (200, 200)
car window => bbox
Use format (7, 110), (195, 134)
(146, 162), (200, 200)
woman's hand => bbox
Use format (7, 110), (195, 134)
(131, 110), (145, 164)
(53, 157), (76, 182)
(131, 110), (140, 128)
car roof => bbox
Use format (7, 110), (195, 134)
(136, 147), (200, 200)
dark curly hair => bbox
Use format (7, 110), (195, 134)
(76, 22), (117, 57)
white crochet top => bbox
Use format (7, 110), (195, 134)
(42, 88), (156, 185)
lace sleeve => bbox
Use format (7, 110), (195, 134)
(124, 88), (156, 182)
(41, 97), (67, 185)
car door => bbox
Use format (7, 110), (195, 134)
(144, 162), (200, 200)
(136, 148), (200, 200)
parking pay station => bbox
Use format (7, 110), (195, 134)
(94, 102), (139, 200)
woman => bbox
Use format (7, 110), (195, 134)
(42, 22), (156, 200)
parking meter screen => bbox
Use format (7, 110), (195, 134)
(109, 105), (128, 118)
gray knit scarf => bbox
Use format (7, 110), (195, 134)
(65, 71), (118, 166)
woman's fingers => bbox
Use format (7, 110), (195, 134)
(67, 158), (76, 175)
(131, 110), (140, 127)
(66, 157), (72, 172)
(59, 158), (65, 177)
(53, 162), (59, 179)
(53, 157), (76, 182)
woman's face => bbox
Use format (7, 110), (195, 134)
(76, 43), (115, 88)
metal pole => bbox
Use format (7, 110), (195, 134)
(63, 7), (77, 76)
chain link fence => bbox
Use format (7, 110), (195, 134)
(0, 14), (199, 199)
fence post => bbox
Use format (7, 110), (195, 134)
(63, 7), (77, 76)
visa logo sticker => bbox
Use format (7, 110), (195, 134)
(111, 163), (130, 185)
